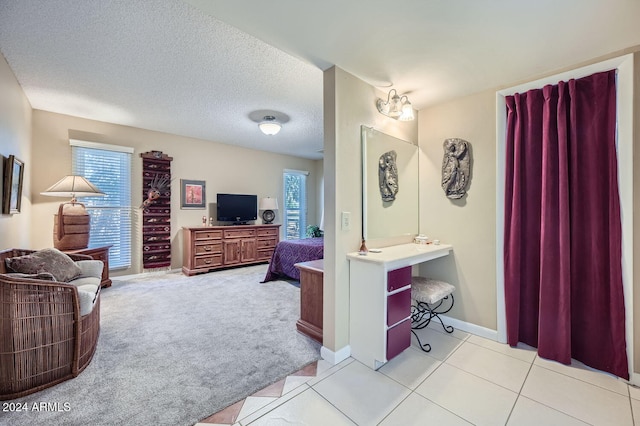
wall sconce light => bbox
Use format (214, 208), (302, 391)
(376, 89), (415, 121)
(258, 115), (282, 135)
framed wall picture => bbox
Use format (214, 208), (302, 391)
(180, 179), (206, 209)
(3, 155), (24, 214)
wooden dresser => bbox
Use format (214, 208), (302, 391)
(295, 259), (323, 343)
(182, 224), (280, 276)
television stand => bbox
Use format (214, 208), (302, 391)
(182, 224), (280, 276)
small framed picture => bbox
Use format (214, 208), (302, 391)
(180, 179), (206, 209)
(3, 155), (24, 214)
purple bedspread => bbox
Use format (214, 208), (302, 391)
(262, 237), (324, 282)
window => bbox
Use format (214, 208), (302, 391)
(71, 140), (133, 269)
(283, 169), (308, 240)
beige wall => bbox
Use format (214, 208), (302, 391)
(323, 66), (418, 353)
(0, 54), (32, 248)
(418, 89), (497, 330)
(30, 110), (320, 275)
(634, 52), (640, 374)
(420, 49), (640, 375)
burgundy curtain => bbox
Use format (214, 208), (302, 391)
(504, 69), (628, 379)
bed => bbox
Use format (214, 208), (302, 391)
(262, 237), (324, 282)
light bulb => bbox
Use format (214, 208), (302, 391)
(259, 116), (281, 135)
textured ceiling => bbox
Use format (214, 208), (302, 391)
(0, 1), (324, 159)
(189, 0), (640, 109)
(1, 1), (640, 160)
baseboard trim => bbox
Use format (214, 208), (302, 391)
(321, 345), (351, 365)
(438, 314), (498, 341)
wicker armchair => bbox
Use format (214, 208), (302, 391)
(0, 249), (102, 400)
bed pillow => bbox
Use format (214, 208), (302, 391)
(5, 248), (82, 282)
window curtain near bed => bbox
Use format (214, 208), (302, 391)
(504, 69), (628, 379)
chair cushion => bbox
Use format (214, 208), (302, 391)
(68, 275), (102, 287)
(5, 248), (83, 282)
(75, 260), (104, 279)
(411, 277), (455, 304)
(76, 284), (100, 316)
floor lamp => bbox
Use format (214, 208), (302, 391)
(41, 175), (105, 250)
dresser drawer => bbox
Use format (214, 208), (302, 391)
(257, 227), (279, 237)
(387, 266), (412, 293)
(257, 248), (275, 261)
(387, 288), (411, 327)
(194, 254), (223, 268)
(386, 318), (411, 361)
(257, 237), (277, 249)
(194, 230), (222, 241)
(223, 229), (256, 239)
(194, 242), (222, 255)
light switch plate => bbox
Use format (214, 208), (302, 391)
(341, 211), (351, 230)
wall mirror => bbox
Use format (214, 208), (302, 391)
(361, 126), (419, 241)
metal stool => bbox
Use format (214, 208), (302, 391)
(410, 276), (455, 352)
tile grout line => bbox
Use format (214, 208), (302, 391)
(199, 361), (320, 425)
(503, 353), (536, 425)
(532, 358), (631, 396)
(512, 362), (607, 426)
(306, 386), (361, 426)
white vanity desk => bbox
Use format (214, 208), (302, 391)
(347, 242), (453, 369)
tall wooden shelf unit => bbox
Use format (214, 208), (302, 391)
(140, 151), (173, 269)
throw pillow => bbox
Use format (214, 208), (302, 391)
(6, 248), (83, 282)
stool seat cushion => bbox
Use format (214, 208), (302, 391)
(411, 277), (455, 304)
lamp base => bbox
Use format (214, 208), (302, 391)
(262, 209), (275, 224)
(53, 203), (90, 250)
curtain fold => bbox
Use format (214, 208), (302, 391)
(504, 69), (628, 379)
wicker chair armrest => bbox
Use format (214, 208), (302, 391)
(0, 273), (81, 319)
(0, 272), (79, 289)
(0, 272), (82, 399)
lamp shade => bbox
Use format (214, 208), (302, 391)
(259, 197), (279, 211)
(41, 176), (104, 251)
(399, 101), (415, 121)
(41, 175), (105, 200)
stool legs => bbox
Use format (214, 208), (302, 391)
(411, 329), (432, 352)
(410, 294), (455, 352)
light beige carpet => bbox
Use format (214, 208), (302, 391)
(4, 264), (320, 426)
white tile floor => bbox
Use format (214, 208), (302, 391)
(197, 324), (638, 426)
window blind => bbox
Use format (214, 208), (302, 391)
(283, 170), (308, 240)
(71, 142), (132, 269)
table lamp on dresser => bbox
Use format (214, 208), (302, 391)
(41, 175), (105, 250)
(259, 197), (278, 224)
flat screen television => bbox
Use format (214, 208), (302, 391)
(216, 193), (257, 224)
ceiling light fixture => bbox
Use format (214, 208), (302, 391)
(258, 115), (282, 135)
(376, 89), (415, 121)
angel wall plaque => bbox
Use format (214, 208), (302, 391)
(441, 138), (471, 199)
(379, 150), (399, 202)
